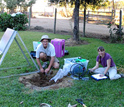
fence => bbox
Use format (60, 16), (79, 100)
(29, 9), (124, 37)
(79, 10), (115, 24)
(114, 9), (124, 24)
(1, 7), (122, 37)
(79, 9), (124, 25)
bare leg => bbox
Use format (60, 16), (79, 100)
(40, 52), (59, 69)
(39, 52), (47, 62)
(53, 62), (59, 69)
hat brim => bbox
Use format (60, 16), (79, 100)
(40, 38), (51, 42)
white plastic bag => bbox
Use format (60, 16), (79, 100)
(50, 63), (74, 82)
(50, 69), (63, 82)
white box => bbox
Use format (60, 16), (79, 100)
(33, 41), (41, 51)
(64, 57), (89, 70)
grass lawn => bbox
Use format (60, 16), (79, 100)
(0, 31), (124, 107)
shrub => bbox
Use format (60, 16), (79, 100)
(0, 13), (12, 31)
(0, 12), (28, 31)
(107, 22), (124, 43)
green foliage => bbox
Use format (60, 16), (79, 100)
(84, 0), (109, 10)
(49, 0), (109, 10)
(0, 13), (12, 31)
(4, 0), (36, 12)
(0, 2), (5, 10)
(0, 12), (28, 31)
(4, 0), (17, 10)
(11, 14), (28, 31)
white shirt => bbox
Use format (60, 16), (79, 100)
(36, 43), (55, 58)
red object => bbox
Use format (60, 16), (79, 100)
(51, 39), (65, 57)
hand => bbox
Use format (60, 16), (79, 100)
(99, 74), (104, 77)
(45, 68), (50, 74)
(89, 69), (94, 72)
(40, 68), (45, 73)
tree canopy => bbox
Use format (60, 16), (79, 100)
(49, 0), (109, 9)
(3, 0), (36, 13)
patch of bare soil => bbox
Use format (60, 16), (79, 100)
(29, 28), (90, 46)
(85, 32), (110, 43)
(19, 71), (73, 91)
(65, 38), (89, 46)
(29, 27), (111, 45)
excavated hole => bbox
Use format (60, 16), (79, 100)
(19, 70), (73, 91)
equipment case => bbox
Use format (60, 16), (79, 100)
(51, 39), (65, 57)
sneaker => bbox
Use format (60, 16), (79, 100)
(120, 73), (124, 78)
(42, 62), (48, 70)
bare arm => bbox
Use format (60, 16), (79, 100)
(104, 58), (111, 75)
(90, 61), (99, 72)
(36, 58), (42, 69)
(45, 56), (55, 73)
(36, 58), (44, 72)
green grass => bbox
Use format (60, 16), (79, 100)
(0, 31), (124, 107)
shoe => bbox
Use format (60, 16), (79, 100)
(120, 73), (124, 78)
(42, 62), (48, 70)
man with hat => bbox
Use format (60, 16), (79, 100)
(36, 35), (59, 73)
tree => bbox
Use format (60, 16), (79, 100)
(73, 0), (80, 41)
(115, 0), (124, 9)
(49, 0), (108, 42)
(4, 0), (36, 13)
(74, 0), (109, 41)
(4, 0), (17, 13)
(0, 2), (5, 13)
(112, 0), (115, 10)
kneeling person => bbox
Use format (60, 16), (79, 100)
(36, 35), (59, 73)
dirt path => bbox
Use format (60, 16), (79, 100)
(30, 16), (124, 37)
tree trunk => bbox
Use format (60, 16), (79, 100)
(83, 3), (86, 37)
(112, 0), (115, 10)
(30, 6), (32, 18)
(73, 0), (80, 41)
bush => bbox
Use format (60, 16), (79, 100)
(108, 22), (124, 43)
(0, 13), (12, 31)
(0, 12), (28, 31)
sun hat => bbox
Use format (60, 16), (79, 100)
(40, 35), (51, 42)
